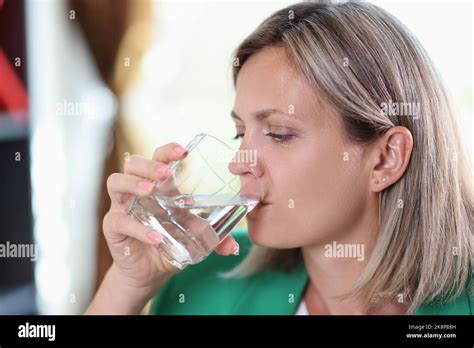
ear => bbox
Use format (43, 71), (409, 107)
(370, 126), (413, 192)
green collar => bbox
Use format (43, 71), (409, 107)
(151, 228), (472, 315)
(230, 261), (309, 315)
(231, 260), (472, 315)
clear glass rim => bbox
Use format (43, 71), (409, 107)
(129, 133), (265, 209)
(185, 133), (264, 202)
(185, 132), (236, 151)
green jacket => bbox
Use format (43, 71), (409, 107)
(150, 228), (472, 315)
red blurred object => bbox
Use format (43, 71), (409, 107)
(0, 49), (28, 119)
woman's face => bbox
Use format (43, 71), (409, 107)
(232, 47), (373, 249)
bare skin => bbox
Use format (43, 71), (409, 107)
(86, 144), (240, 314)
(232, 47), (413, 315)
(88, 45), (413, 315)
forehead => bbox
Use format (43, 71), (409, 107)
(234, 46), (321, 122)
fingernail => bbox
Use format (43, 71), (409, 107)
(174, 146), (188, 156)
(159, 166), (171, 176)
(147, 232), (162, 244)
(232, 243), (240, 256)
(138, 181), (155, 193)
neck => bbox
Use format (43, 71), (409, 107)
(301, 239), (373, 315)
(301, 194), (409, 315)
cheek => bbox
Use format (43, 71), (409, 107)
(247, 142), (367, 248)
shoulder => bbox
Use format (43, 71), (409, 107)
(150, 228), (257, 315)
(414, 287), (473, 315)
(150, 228), (308, 315)
(150, 228), (473, 315)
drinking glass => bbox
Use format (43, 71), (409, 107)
(128, 133), (262, 269)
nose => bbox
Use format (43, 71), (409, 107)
(228, 159), (249, 176)
(227, 148), (261, 176)
(227, 149), (264, 201)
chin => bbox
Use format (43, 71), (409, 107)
(244, 216), (266, 244)
(245, 204), (301, 248)
(246, 219), (284, 248)
(246, 222), (264, 246)
(246, 215), (314, 249)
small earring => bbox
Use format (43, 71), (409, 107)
(381, 177), (387, 183)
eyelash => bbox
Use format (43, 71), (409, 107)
(233, 132), (294, 143)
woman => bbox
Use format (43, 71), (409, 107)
(87, 1), (473, 315)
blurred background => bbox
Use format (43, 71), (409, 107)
(0, 0), (472, 314)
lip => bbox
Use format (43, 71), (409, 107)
(250, 201), (270, 213)
(255, 198), (270, 206)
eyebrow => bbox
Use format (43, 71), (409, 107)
(231, 108), (298, 122)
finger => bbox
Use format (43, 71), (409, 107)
(152, 142), (188, 164)
(103, 211), (163, 246)
(214, 235), (239, 256)
(124, 154), (172, 181)
(107, 173), (155, 205)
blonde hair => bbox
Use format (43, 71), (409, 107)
(227, 1), (473, 311)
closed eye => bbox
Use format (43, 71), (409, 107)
(233, 132), (295, 143)
(265, 132), (294, 142)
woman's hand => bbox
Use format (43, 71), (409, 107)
(87, 143), (240, 314)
